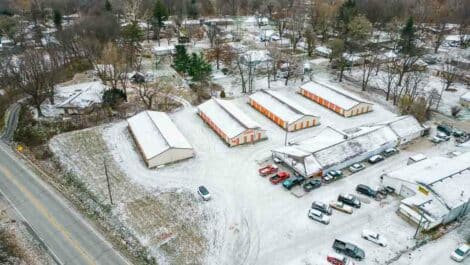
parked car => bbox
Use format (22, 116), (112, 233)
(451, 244), (470, 262)
(356, 184), (377, 198)
(308, 209), (330, 224)
(368, 155), (384, 164)
(312, 201), (332, 215)
(269, 172), (290, 184)
(303, 179), (322, 192)
(361, 229), (387, 247)
(197, 186), (211, 201)
(332, 239), (365, 261)
(327, 253), (355, 265)
(437, 124), (453, 136)
(273, 157), (283, 164)
(349, 163), (365, 173)
(329, 201), (353, 214)
(383, 148), (398, 157)
(338, 194), (361, 208)
(377, 186), (395, 197)
(436, 131), (451, 141)
(453, 129), (466, 138)
(430, 135), (445, 143)
(258, 164), (278, 176)
(282, 175), (305, 190)
(323, 170), (343, 183)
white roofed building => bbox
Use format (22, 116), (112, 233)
(373, 115), (425, 145)
(299, 81), (373, 117)
(249, 90), (320, 131)
(382, 152), (470, 231)
(460, 91), (470, 108)
(127, 111), (194, 168)
(198, 98), (267, 147)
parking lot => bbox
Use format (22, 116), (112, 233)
(103, 87), (462, 264)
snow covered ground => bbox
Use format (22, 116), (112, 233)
(100, 77), (463, 264)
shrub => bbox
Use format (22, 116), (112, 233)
(220, 90), (226, 98)
(102, 89), (126, 108)
(221, 68), (229, 75)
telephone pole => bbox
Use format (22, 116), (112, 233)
(103, 158), (113, 205)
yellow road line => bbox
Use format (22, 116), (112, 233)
(0, 164), (96, 265)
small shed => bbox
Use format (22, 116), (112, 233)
(299, 81), (373, 117)
(198, 98), (267, 147)
(127, 111), (194, 168)
(460, 91), (470, 108)
(249, 90), (320, 131)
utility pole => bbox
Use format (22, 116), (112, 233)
(103, 158), (113, 205)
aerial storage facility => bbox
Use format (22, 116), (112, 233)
(127, 111), (194, 168)
(249, 89), (319, 131)
(299, 81), (373, 117)
(198, 98), (267, 147)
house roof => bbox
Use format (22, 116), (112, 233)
(300, 81), (372, 110)
(198, 98), (262, 138)
(56, 81), (105, 109)
(249, 90), (317, 123)
(376, 115), (424, 139)
(127, 111), (193, 160)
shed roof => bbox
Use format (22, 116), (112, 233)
(300, 81), (371, 110)
(127, 111), (192, 160)
(249, 90), (317, 123)
(198, 98), (262, 138)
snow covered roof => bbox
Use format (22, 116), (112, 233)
(461, 91), (470, 102)
(249, 90), (317, 123)
(152, 45), (175, 54)
(291, 126), (346, 153)
(310, 126), (398, 169)
(56, 81), (105, 109)
(271, 147), (322, 177)
(127, 111), (193, 160)
(241, 50), (272, 64)
(300, 81), (372, 110)
(198, 98), (263, 138)
(315, 46), (331, 56)
(377, 115), (424, 139)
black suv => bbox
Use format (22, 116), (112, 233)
(338, 194), (361, 208)
(437, 124), (453, 136)
(356, 184), (377, 198)
(311, 201), (332, 215)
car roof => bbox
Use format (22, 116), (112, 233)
(309, 208), (322, 214)
(458, 244), (470, 252)
(198, 186), (208, 192)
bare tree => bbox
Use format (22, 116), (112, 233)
(360, 50), (379, 91)
(440, 61), (460, 91)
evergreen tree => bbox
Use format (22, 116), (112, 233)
(399, 17), (417, 55)
(153, 0), (168, 45)
(105, 0), (112, 12)
(53, 9), (62, 30)
(173, 45), (190, 73)
(336, 0), (358, 38)
(188, 53), (212, 82)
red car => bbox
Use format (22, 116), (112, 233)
(258, 164), (279, 176)
(269, 172), (290, 184)
(327, 253), (354, 265)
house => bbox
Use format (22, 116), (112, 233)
(315, 46), (332, 57)
(153, 45), (176, 56)
(299, 81), (373, 117)
(198, 98), (267, 147)
(127, 111), (194, 168)
(55, 81), (105, 115)
(460, 91), (470, 108)
(240, 50), (272, 66)
(249, 90), (320, 131)
(382, 152), (470, 231)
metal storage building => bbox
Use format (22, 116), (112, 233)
(299, 81), (373, 117)
(382, 152), (470, 231)
(198, 98), (267, 147)
(127, 111), (194, 168)
(249, 89), (319, 131)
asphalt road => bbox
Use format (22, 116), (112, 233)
(0, 142), (131, 265)
(1, 102), (21, 142)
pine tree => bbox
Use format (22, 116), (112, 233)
(188, 53), (212, 82)
(399, 17), (416, 55)
(336, 0), (358, 38)
(153, 0), (168, 45)
(173, 45), (190, 73)
(105, 0), (112, 12)
(53, 9), (62, 30)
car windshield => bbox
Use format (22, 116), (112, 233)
(455, 248), (465, 256)
(199, 187), (208, 195)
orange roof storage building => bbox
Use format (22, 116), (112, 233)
(249, 89), (319, 132)
(198, 98), (267, 147)
(299, 81), (373, 117)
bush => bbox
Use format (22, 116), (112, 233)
(221, 68), (229, 75)
(102, 89), (126, 108)
(220, 90), (226, 98)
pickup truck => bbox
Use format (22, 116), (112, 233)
(332, 239), (365, 261)
(258, 164), (278, 176)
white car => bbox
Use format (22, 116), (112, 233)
(361, 229), (387, 247)
(349, 163), (365, 173)
(308, 209), (330, 225)
(451, 244), (470, 262)
(197, 186), (211, 201)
